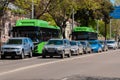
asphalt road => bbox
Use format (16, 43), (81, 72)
(0, 49), (120, 80)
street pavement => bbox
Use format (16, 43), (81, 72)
(0, 49), (120, 80)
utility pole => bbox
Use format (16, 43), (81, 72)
(110, 19), (112, 39)
(97, 20), (99, 33)
(72, 8), (74, 31)
(31, 0), (34, 19)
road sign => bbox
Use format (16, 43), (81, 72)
(110, 6), (120, 19)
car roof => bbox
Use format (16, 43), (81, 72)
(88, 40), (99, 42)
(49, 38), (68, 40)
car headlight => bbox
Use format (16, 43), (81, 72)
(16, 48), (21, 51)
(57, 48), (63, 51)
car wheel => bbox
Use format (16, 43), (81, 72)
(67, 50), (71, 57)
(76, 50), (79, 55)
(29, 50), (32, 58)
(20, 51), (25, 59)
(61, 51), (65, 59)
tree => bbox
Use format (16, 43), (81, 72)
(14, 0), (79, 38)
(74, 0), (101, 26)
(114, 0), (120, 6)
(0, 0), (15, 49)
(47, 0), (78, 38)
(74, 0), (114, 40)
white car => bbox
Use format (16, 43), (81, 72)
(106, 40), (118, 50)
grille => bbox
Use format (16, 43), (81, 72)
(48, 48), (55, 52)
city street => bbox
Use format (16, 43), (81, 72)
(0, 49), (120, 80)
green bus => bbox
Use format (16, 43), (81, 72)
(12, 19), (61, 55)
(72, 26), (97, 40)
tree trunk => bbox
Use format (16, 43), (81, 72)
(105, 22), (107, 40)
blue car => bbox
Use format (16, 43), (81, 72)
(88, 40), (102, 53)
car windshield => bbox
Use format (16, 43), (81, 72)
(80, 42), (86, 45)
(107, 41), (115, 44)
(70, 41), (77, 46)
(88, 41), (97, 44)
(6, 39), (22, 44)
(47, 40), (63, 45)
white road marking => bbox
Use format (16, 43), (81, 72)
(0, 53), (102, 76)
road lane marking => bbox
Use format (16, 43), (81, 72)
(0, 53), (102, 76)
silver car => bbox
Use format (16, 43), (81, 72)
(42, 38), (71, 58)
(1, 37), (34, 59)
(70, 41), (83, 55)
(106, 40), (118, 50)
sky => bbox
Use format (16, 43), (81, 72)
(110, 0), (114, 4)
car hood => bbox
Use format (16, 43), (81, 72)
(2, 44), (23, 48)
(90, 44), (99, 48)
(44, 45), (64, 48)
(71, 46), (78, 49)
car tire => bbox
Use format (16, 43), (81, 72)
(20, 51), (25, 59)
(67, 50), (71, 57)
(29, 50), (32, 58)
(61, 51), (65, 59)
(76, 50), (79, 55)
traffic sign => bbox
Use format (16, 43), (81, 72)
(110, 6), (120, 19)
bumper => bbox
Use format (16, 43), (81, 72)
(42, 50), (63, 56)
(1, 50), (22, 56)
(71, 49), (77, 54)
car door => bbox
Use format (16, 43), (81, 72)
(64, 39), (70, 54)
(78, 42), (83, 53)
(23, 39), (30, 54)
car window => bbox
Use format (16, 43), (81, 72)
(107, 41), (115, 43)
(6, 39), (22, 44)
(70, 41), (77, 46)
(81, 42), (86, 45)
(47, 40), (63, 45)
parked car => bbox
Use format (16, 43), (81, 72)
(1, 37), (34, 59)
(80, 40), (92, 54)
(106, 40), (118, 50)
(42, 38), (71, 58)
(70, 41), (83, 55)
(88, 40), (102, 53)
(99, 40), (108, 51)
